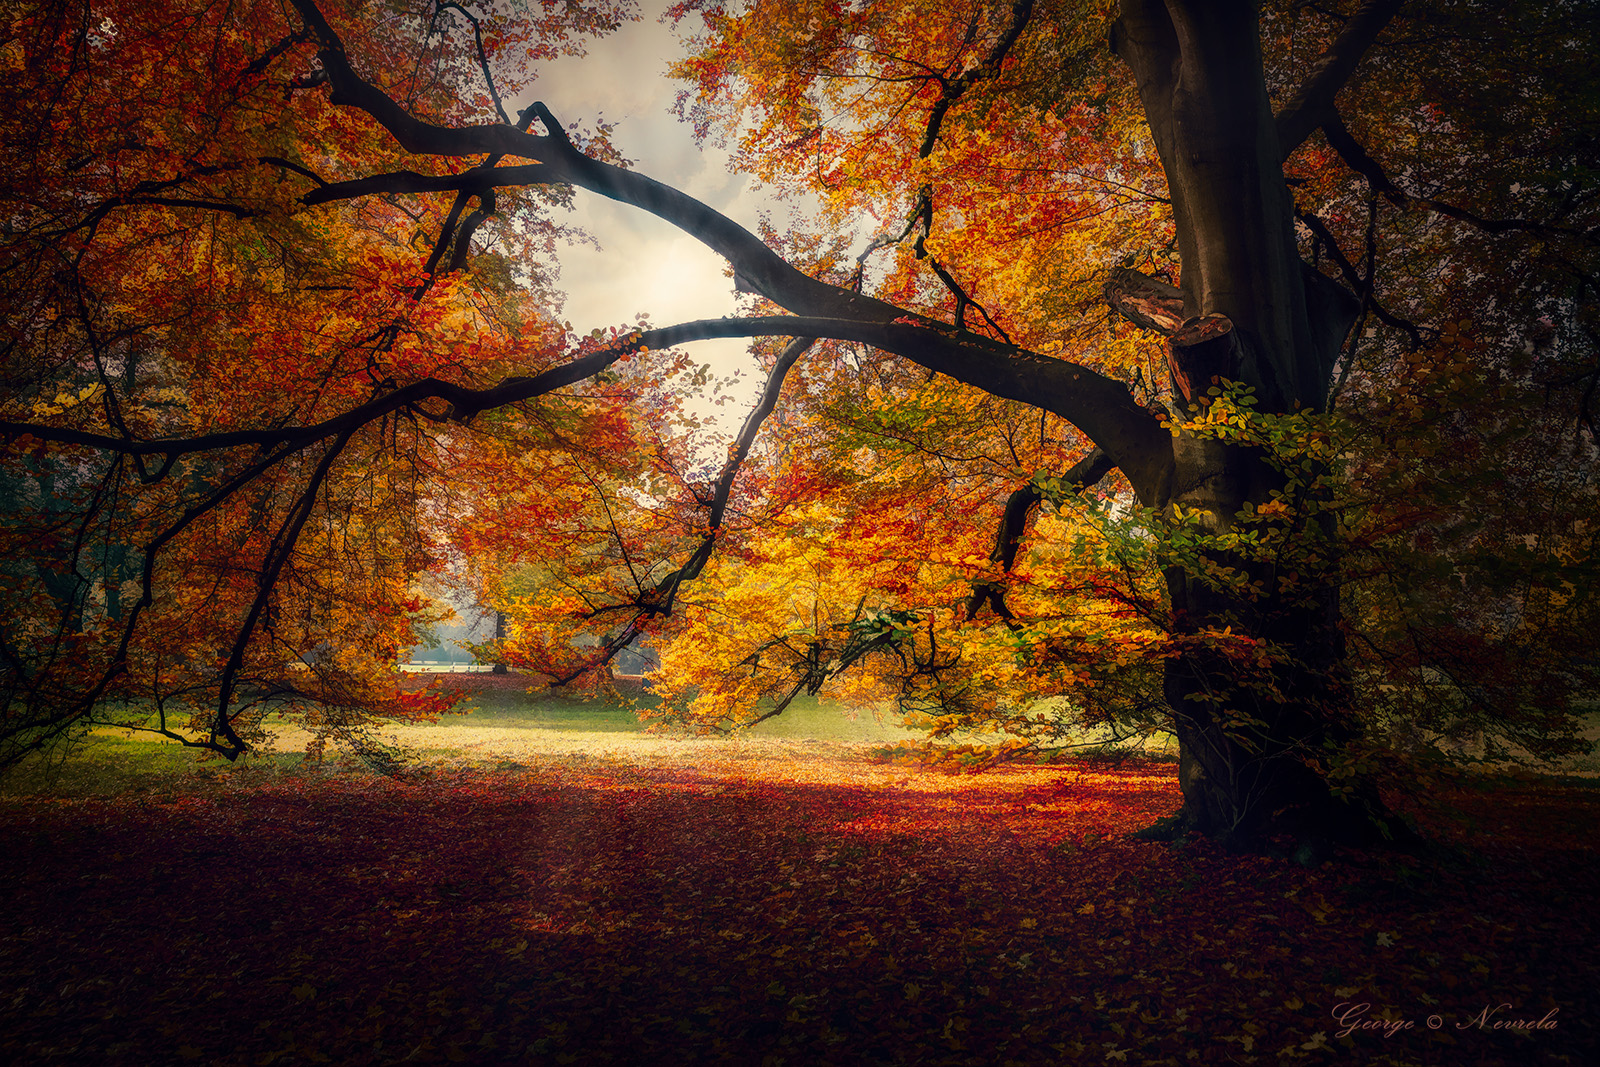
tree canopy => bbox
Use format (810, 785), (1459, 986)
(2, 0), (1596, 848)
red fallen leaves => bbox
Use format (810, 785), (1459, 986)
(390, 685), (470, 718)
(0, 757), (1595, 1066)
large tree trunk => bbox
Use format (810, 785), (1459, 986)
(1110, 1), (1396, 849)
(1158, 502), (1381, 847)
(1140, 318), (1392, 849)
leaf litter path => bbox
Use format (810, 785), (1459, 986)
(1, 748), (1595, 1066)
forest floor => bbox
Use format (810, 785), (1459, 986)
(1, 684), (1596, 1065)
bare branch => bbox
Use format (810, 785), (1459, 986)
(917, 0), (1035, 158)
(964, 447), (1114, 622)
(433, 1), (511, 125)
(1275, 0), (1404, 160)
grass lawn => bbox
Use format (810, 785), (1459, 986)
(0, 682), (932, 798)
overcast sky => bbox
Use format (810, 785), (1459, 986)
(517, 5), (782, 397)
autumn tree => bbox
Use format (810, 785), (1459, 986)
(652, 0), (1600, 843)
(0, 0), (647, 762)
(2, 0), (1596, 848)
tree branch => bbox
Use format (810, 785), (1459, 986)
(45, 171), (259, 237)
(548, 336), (820, 686)
(0, 334), (647, 461)
(1322, 112), (1596, 241)
(260, 155), (328, 186)
(6, 308), (1175, 507)
(300, 163), (551, 205)
(244, 30), (311, 76)
(1274, 0), (1404, 160)
(926, 253), (1010, 342)
(286, 0), (1172, 496)
(433, 1), (511, 125)
(654, 335), (815, 605)
(894, 1), (1034, 339)
(1295, 208), (1427, 348)
(917, 0), (1034, 158)
(964, 447), (1114, 622)
(211, 428), (356, 759)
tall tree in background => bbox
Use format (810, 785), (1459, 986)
(2, 0), (1595, 848)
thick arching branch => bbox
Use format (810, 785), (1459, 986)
(301, 163), (552, 205)
(285, 0), (1170, 495)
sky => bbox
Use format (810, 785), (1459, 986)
(515, 4), (789, 400)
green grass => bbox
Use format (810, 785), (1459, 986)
(0, 689), (925, 796)
(741, 697), (923, 743)
(26, 685), (1585, 799)
(434, 688), (923, 743)
(0, 729), (310, 797)
(438, 687), (653, 732)
(0, 685), (1184, 798)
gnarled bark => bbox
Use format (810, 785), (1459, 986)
(1108, 0), (1401, 848)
